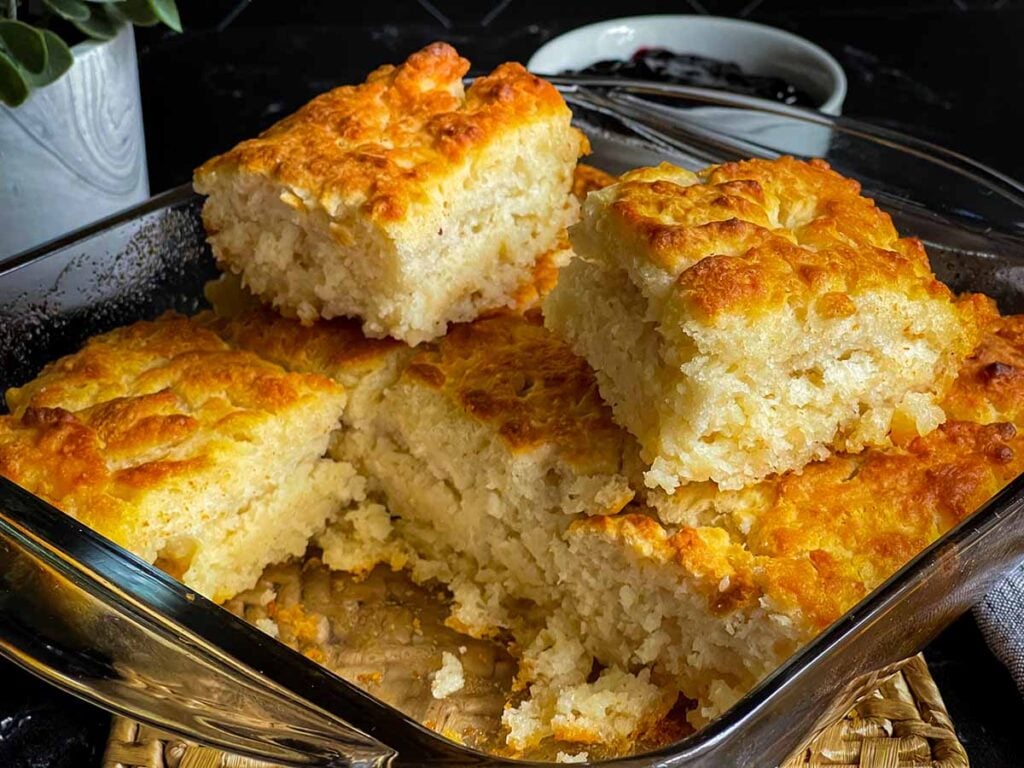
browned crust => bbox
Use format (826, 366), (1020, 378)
(207, 297), (631, 485)
(604, 157), (958, 320)
(572, 163), (617, 201)
(574, 416), (1023, 632)
(200, 307), (404, 382)
(194, 42), (575, 224)
(941, 301), (1024, 425)
(747, 418), (1022, 628)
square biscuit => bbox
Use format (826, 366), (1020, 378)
(544, 157), (984, 491)
(194, 42), (586, 345)
(0, 314), (362, 603)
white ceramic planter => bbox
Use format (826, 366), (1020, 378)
(0, 25), (149, 259)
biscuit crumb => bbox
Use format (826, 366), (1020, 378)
(253, 617), (280, 639)
(556, 752), (589, 764)
(431, 651), (466, 699)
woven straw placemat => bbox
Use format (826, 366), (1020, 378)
(100, 654), (967, 768)
(99, 558), (970, 768)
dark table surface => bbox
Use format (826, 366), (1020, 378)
(4, 1), (1024, 766)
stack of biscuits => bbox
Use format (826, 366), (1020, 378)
(4, 42), (1024, 757)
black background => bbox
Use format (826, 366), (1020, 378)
(3, 1), (1024, 766)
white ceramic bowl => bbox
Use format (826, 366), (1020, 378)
(528, 15), (847, 115)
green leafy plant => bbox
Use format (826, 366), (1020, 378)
(0, 0), (180, 107)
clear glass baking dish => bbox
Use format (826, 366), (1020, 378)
(3, 82), (1024, 767)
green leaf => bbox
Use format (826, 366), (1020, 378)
(24, 30), (73, 88)
(0, 48), (29, 107)
(116, 0), (159, 26)
(42, 0), (91, 23)
(146, 0), (180, 33)
(72, 5), (122, 40)
(0, 20), (47, 75)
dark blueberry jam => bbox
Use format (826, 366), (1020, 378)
(568, 48), (818, 108)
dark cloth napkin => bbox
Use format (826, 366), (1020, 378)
(976, 561), (1024, 694)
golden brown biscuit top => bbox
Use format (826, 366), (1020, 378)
(770, 311), (1024, 628)
(601, 157), (954, 320)
(403, 312), (633, 476)
(194, 42), (573, 223)
(744, 419), (1022, 627)
(941, 306), (1024, 426)
(200, 308), (405, 386)
(0, 313), (344, 544)
(1, 409), (143, 546)
(6, 313), (340, 416)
